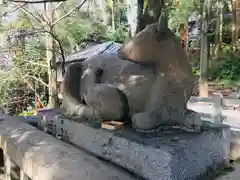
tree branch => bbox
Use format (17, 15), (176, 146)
(10, 2), (45, 25)
(20, 29), (66, 74)
(24, 80), (45, 108)
(31, 29), (66, 75)
(54, 1), (64, 10)
(8, 0), (67, 3)
(1, 2), (27, 17)
(35, 10), (48, 23)
(52, 0), (87, 26)
(20, 59), (48, 67)
(23, 74), (49, 87)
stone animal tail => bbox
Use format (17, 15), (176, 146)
(62, 62), (84, 115)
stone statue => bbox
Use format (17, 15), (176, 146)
(62, 21), (202, 132)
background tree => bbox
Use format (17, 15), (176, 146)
(1, 0), (240, 114)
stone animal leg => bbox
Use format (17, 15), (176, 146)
(84, 83), (130, 122)
(132, 112), (159, 131)
(82, 66), (130, 122)
(132, 72), (191, 131)
(131, 73), (167, 131)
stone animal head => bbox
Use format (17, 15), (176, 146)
(118, 17), (193, 86)
(117, 12), (175, 65)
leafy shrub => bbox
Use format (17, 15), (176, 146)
(105, 24), (129, 43)
(209, 44), (240, 81)
(17, 109), (36, 116)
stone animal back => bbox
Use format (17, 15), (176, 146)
(80, 54), (157, 116)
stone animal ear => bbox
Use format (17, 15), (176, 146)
(156, 10), (169, 41)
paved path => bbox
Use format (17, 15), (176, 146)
(188, 99), (240, 179)
(187, 101), (240, 129)
(215, 163), (240, 180)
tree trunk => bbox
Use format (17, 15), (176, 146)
(237, 0), (240, 39)
(231, 0), (237, 49)
(111, 0), (115, 31)
(179, 23), (188, 51)
(45, 3), (58, 108)
(213, 0), (223, 58)
(125, 0), (138, 37)
(135, 0), (165, 34)
(199, 0), (210, 97)
(99, 0), (107, 24)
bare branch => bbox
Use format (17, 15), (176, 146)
(27, 29), (66, 74)
(10, 2), (45, 25)
(24, 80), (45, 107)
(1, 3), (27, 18)
(52, 0), (87, 25)
(20, 59), (48, 67)
(8, 0), (67, 3)
(23, 74), (49, 87)
(35, 10), (48, 23)
(54, 1), (64, 10)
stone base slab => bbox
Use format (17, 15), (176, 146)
(0, 117), (137, 180)
(44, 114), (231, 180)
(188, 100), (240, 161)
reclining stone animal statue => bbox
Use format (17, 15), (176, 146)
(62, 21), (202, 132)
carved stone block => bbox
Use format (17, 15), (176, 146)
(50, 114), (231, 180)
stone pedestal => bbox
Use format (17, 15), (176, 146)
(44, 114), (231, 180)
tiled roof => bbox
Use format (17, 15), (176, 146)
(101, 42), (121, 54)
(58, 41), (121, 64)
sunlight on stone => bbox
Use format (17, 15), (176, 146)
(81, 67), (92, 79)
(125, 41), (134, 50)
(117, 83), (126, 91)
(127, 75), (144, 86)
(16, 131), (34, 144)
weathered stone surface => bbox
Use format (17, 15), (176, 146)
(62, 50), (198, 131)
(215, 163), (240, 180)
(51, 114), (231, 180)
(117, 23), (194, 99)
(84, 83), (129, 121)
(188, 99), (240, 161)
(62, 22), (199, 132)
(0, 117), (138, 180)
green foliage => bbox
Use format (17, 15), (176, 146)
(0, 67), (23, 106)
(17, 109), (35, 116)
(105, 24), (129, 43)
(209, 44), (240, 81)
(168, 0), (199, 30)
(54, 0), (129, 52)
(55, 11), (108, 52)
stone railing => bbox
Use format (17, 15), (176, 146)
(0, 117), (137, 180)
